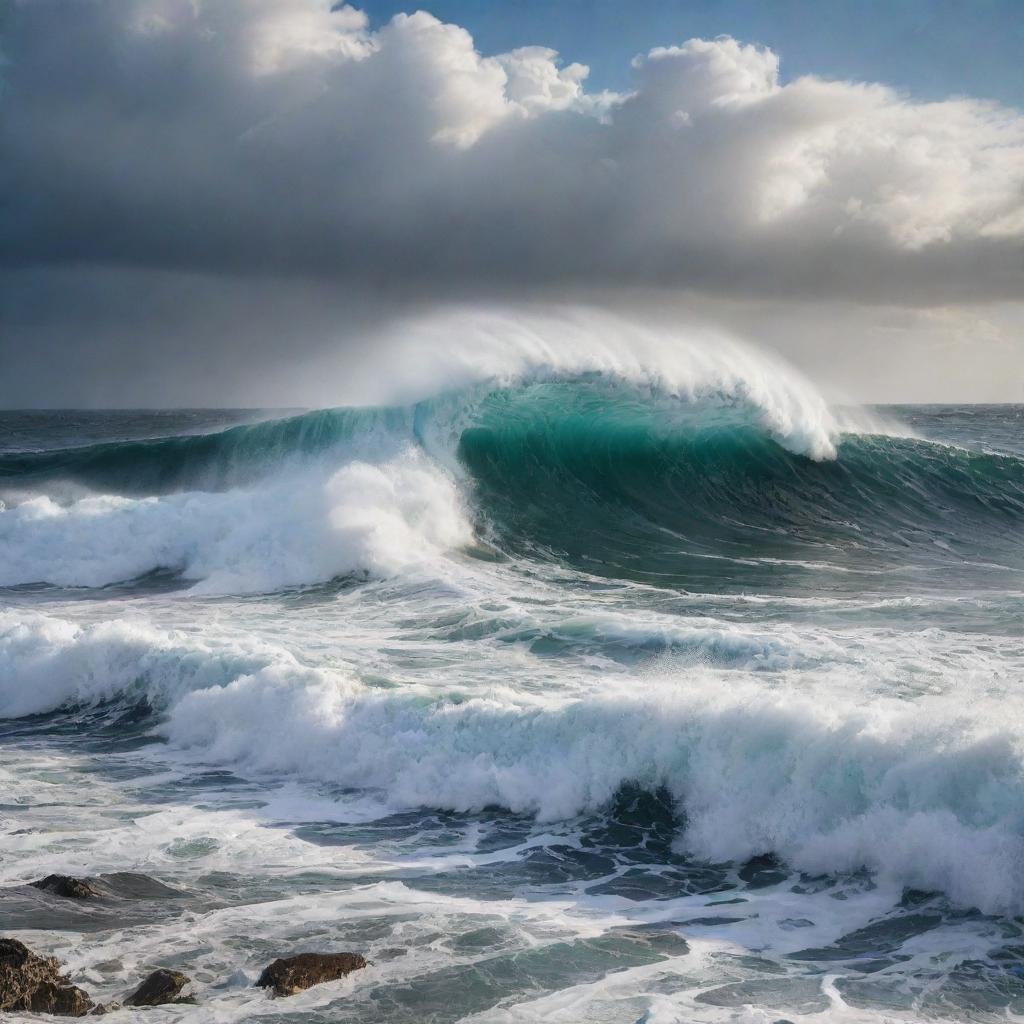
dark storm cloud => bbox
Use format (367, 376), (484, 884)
(2, 0), (1024, 304)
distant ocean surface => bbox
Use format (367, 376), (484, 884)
(3, 356), (1024, 1020)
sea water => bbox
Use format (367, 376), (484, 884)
(2, 322), (1024, 1022)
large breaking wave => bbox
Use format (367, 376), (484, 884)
(0, 330), (1022, 592)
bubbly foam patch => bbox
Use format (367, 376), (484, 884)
(0, 447), (472, 593)
(0, 610), (300, 718)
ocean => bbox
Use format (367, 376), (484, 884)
(2, 342), (1024, 1022)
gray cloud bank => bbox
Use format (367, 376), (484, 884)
(2, 0), (1023, 406)
(3, 0), (1023, 303)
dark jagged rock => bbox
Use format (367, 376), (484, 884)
(256, 952), (367, 996)
(19, 980), (93, 1016)
(0, 937), (94, 1016)
(31, 875), (104, 900)
(124, 968), (195, 1006)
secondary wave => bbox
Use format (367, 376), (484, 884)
(4, 609), (1024, 916)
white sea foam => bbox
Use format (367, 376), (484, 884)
(0, 609), (298, 717)
(161, 668), (1024, 914)
(370, 306), (849, 459)
(0, 446), (472, 593)
(1, 315), (1015, 1020)
(3, 608), (1023, 915)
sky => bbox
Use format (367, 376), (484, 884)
(358, 0), (1024, 106)
(1, 0), (1022, 406)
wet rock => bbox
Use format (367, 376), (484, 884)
(90, 1001), (121, 1015)
(31, 875), (103, 900)
(19, 980), (93, 1016)
(0, 937), (94, 1016)
(124, 968), (195, 1006)
(256, 953), (367, 996)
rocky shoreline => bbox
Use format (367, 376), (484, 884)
(1, 875), (367, 1016)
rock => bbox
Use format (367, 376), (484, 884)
(124, 968), (195, 1006)
(20, 979), (93, 1016)
(256, 952), (367, 996)
(31, 875), (104, 900)
(0, 937), (94, 1016)
(90, 1002), (121, 1015)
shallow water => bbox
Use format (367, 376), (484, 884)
(2, 369), (1024, 1021)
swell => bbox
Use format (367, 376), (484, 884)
(460, 397), (1024, 585)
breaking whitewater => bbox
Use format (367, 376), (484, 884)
(3, 312), (1024, 1022)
